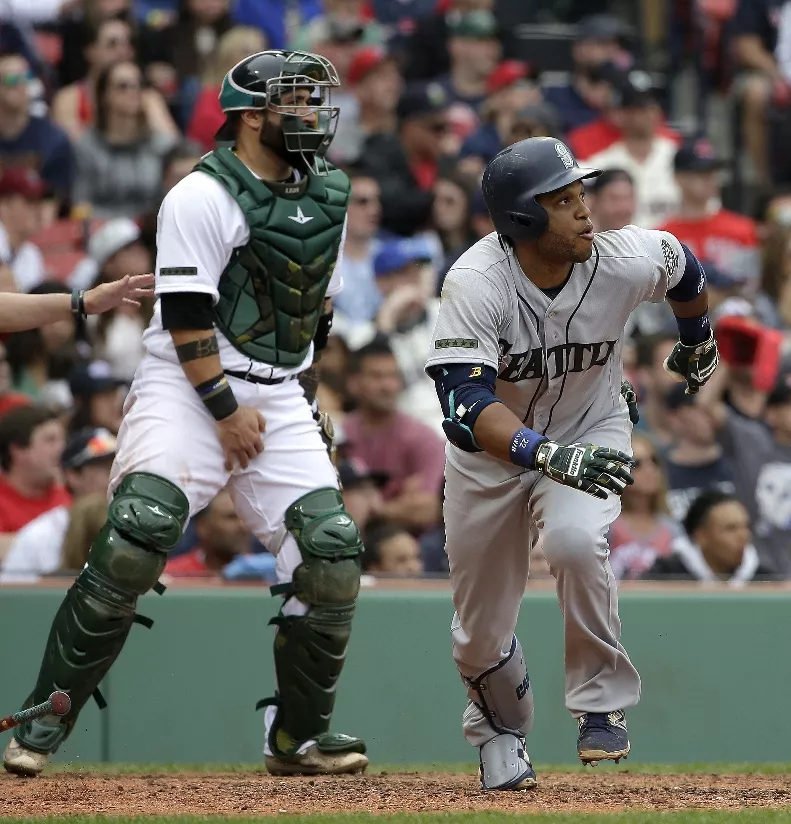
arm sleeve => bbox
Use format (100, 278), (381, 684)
(325, 216), (347, 300)
(629, 226), (686, 304)
(154, 172), (248, 302)
(424, 267), (506, 375)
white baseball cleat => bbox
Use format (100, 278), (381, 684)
(3, 737), (50, 777)
(265, 744), (369, 776)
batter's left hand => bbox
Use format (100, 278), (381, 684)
(83, 273), (155, 315)
(663, 332), (719, 395)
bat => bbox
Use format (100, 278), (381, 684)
(0, 692), (71, 733)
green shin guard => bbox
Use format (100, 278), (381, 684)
(264, 488), (364, 756)
(15, 473), (189, 755)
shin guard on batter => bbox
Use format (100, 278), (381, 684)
(261, 488), (366, 761)
(462, 636), (536, 789)
(14, 473), (188, 755)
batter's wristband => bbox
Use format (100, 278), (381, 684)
(195, 374), (238, 421)
(509, 427), (548, 470)
(675, 311), (711, 346)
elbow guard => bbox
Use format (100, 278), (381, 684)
(666, 243), (706, 303)
(431, 363), (502, 453)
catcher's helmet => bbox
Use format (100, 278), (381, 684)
(215, 50), (340, 175)
(482, 137), (601, 242)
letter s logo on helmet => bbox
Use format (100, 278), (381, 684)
(481, 137), (602, 243)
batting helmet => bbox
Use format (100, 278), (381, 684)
(482, 137), (601, 242)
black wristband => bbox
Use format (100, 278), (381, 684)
(195, 374), (238, 421)
(71, 289), (87, 319)
(314, 310), (333, 353)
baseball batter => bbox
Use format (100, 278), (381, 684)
(425, 137), (719, 790)
(4, 51), (368, 778)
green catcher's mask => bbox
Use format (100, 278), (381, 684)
(216, 49), (340, 175)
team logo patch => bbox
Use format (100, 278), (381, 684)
(160, 267), (198, 277)
(661, 238), (679, 279)
(555, 141), (574, 169)
(435, 338), (478, 349)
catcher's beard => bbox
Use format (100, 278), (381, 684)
(259, 115), (311, 175)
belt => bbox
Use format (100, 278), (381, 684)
(224, 370), (298, 386)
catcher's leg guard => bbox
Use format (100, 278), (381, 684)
(14, 473), (188, 756)
(261, 488), (365, 761)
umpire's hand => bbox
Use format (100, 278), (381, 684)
(534, 441), (635, 500)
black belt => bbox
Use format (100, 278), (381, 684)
(224, 370), (297, 385)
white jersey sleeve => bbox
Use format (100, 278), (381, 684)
(623, 225), (686, 304)
(425, 266), (507, 374)
(325, 216), (347, 300)
(154, 171), (249, 303)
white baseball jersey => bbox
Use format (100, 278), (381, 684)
(425, 225), (684, 468)
(143, 167), (346, 380)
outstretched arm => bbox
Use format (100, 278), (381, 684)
(0, 274), (153, 333)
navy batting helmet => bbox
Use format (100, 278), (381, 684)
(482, 137), (601, 242)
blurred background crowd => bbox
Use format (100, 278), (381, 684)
(0, 0), (791, 587)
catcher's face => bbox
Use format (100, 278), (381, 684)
(535, 180), (595, 263)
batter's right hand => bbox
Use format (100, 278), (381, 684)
(217, 406), (266, 471)
(534, 441), (635, 500)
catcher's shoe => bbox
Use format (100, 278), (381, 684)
(479, 733), (537, 791)
(577, 710), (630, 765)
(3, 737), (50, 777)
(265, 732), (369, 776)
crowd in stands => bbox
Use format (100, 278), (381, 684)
(0, 0), (791, 586)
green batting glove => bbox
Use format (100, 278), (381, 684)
(663, 332), (719, 395)
(620, 379), (639, 425)
(534, 441), (635, 500)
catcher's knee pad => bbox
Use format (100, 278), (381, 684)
(265, 487), (363, 754)
(462, 636), (535, 747)
(16, 473), (189, 756)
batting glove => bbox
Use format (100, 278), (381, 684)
(310, 398), (336, 461)
(663, 332), (719, 395)
(620, 379), (639, 425)
(534, 441), (635, 500)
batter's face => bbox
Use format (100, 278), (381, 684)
(535, 180), (595, 263)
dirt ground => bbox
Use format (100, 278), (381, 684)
(2, 771), (791, 816)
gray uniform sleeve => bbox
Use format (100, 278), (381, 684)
(623, 225), (686, 305)
(425, 267), (506, 374)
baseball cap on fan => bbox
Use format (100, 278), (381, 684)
(69, 360), (127, 399)
(674, 138), (725, 173)
(62, 427), (117, 470)
(87, 218), (141, 268)
(0, 167), (48, 200)
(348, 46), (393, 86)
(374, 236), (434, 278)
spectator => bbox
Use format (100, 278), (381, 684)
(329, 46), (402, 167)
(400, 0), (495, 83)
(757, 224), (791, 328)
(372, 237), (443, 432)
(72, 60), (180, 220)
(469, 188), (494, 240)
(583, 71), (681, 228)
(608, 433), (681, 580)
(660, 139), (761, 283)
(344, 337), (445, 533)
(290, 0), (384, 54)
(643, 490), (773, 585)
(362, 519), (424, 576)
(231, 0), (321, 50)
(164, 488), (251, 577)
(732, 0), (786, 188)
(0, 50), (74, 205)
(543, 14), (633, 131)
(457, 60), (541, 179)
(0, 405), (70, 560)
(333, 172), (384, 326)
(587, 168), (636, 232)
(0, 340), (31, 419)
(0, 168), (46, 293)
(185, 26), (268, 152)
(505, 101), (563, 147)
(435, 10), (501, 115)
(139, 0), (235, 115)
(698, 361), (791, 574)
(0, 428), (116, 583)
(68, 360), (126, 434)
(663, 384), (738, 522)
(432, 171), (476, 282)
(357, 81), (450, 237)
(338, 458), (384, 537)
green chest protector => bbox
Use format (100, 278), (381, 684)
(196, 148), (350, 368)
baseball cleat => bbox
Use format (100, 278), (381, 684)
(577, 710), (630, 765)
(3, 737), (50, 777)
(479, 733), (538, 791)
(265, 731), (369, 776)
